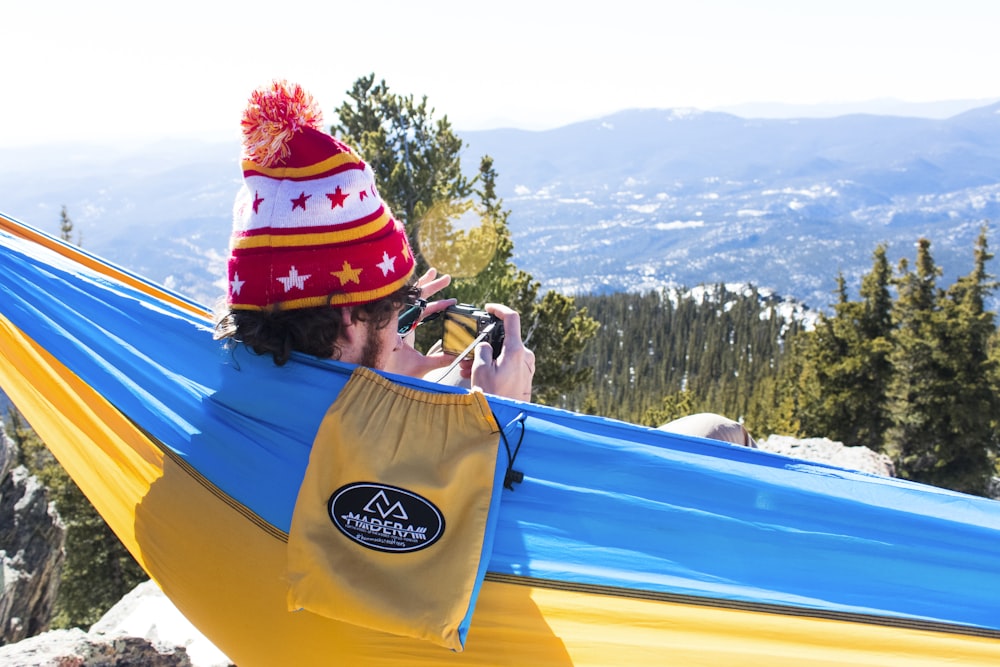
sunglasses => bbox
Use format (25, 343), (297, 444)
(398, 296), (445, 335)
(398, 297), (428, 335)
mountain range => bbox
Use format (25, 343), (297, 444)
(462, 102), (1000, 311)
(2, 101), (1000, 313)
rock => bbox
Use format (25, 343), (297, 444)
(0, 580), (234, 667)
(0, 428), (10, 478)
(757, 435), (895, 477)
(0, 432), (66, 645)
(0, 627), (194, 666)
(90, 580), (234, 667)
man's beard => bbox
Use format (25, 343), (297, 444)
(358, 322), (385, 369)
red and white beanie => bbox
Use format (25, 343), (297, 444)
(227, 80), (415, 311)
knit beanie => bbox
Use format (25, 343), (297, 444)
(227, 80), (415, 311)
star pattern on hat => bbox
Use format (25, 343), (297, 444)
(291, 192), (311, 211)
(252, 191), (265, 214)
(277, 266), (311, 292)
(358, 190), (368, 201)
(230, 272), (245, 295)
(332, 261), (362, 285)
(326, 186), (348, 209)
(376, 251), (397, 276)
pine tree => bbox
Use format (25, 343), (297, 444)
(332, 74), (472, 275)
(742, 303), (808, 439)
(885, 238), (951, 487)
(746, 359), (803, 438)
(526, 290), (601, 405)
(796, 247), (893, 449)
(331, 74), (598, 402)
(990, 327), (1000, 486)
(58, 205), (80, 245)
(926, 226), (999, 493)
(856, 244), (895, 446)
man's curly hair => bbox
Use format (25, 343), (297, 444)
(214, 283), (417, 366)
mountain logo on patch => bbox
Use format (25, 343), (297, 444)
(329, 482), (445, 553)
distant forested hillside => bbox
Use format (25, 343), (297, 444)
(562, 285), (802, 430)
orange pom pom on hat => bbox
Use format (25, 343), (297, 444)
(227, 80), (415, 311)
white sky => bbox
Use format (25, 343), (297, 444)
(2, 0), (999, 147)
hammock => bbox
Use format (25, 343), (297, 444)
(1, 210), (999, 666)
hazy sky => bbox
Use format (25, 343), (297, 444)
(3, 0), (999, 147)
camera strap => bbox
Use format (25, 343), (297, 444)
(439, 322), (498, 379)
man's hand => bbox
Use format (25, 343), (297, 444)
(401, 268), (454, 348)
(465, 304), (535, 400)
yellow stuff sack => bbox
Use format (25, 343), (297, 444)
(286, 367), (504, 651)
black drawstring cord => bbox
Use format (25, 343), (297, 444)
(498, 412), (527, 490)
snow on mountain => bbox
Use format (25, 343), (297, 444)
(461, 103), (1000, 311)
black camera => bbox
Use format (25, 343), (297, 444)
(442, 304), (505, 359)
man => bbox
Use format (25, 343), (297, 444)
(214, 80), (533, 400)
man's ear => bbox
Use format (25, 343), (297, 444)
(332, 307), (366, 364)
(339, 306), (363, 346)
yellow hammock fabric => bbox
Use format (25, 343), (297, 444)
(2, 212), (1000, 666)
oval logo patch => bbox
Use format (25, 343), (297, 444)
(328, 482), (445, 553)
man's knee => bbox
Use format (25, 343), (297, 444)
(657, 413), (757, 448)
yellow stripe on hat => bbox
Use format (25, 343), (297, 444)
(231, 209), (394, 251)
(241, 151), (363, 179)
(230, 270), (415, 311)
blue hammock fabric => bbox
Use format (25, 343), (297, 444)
(2, 211), (1000, 666)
